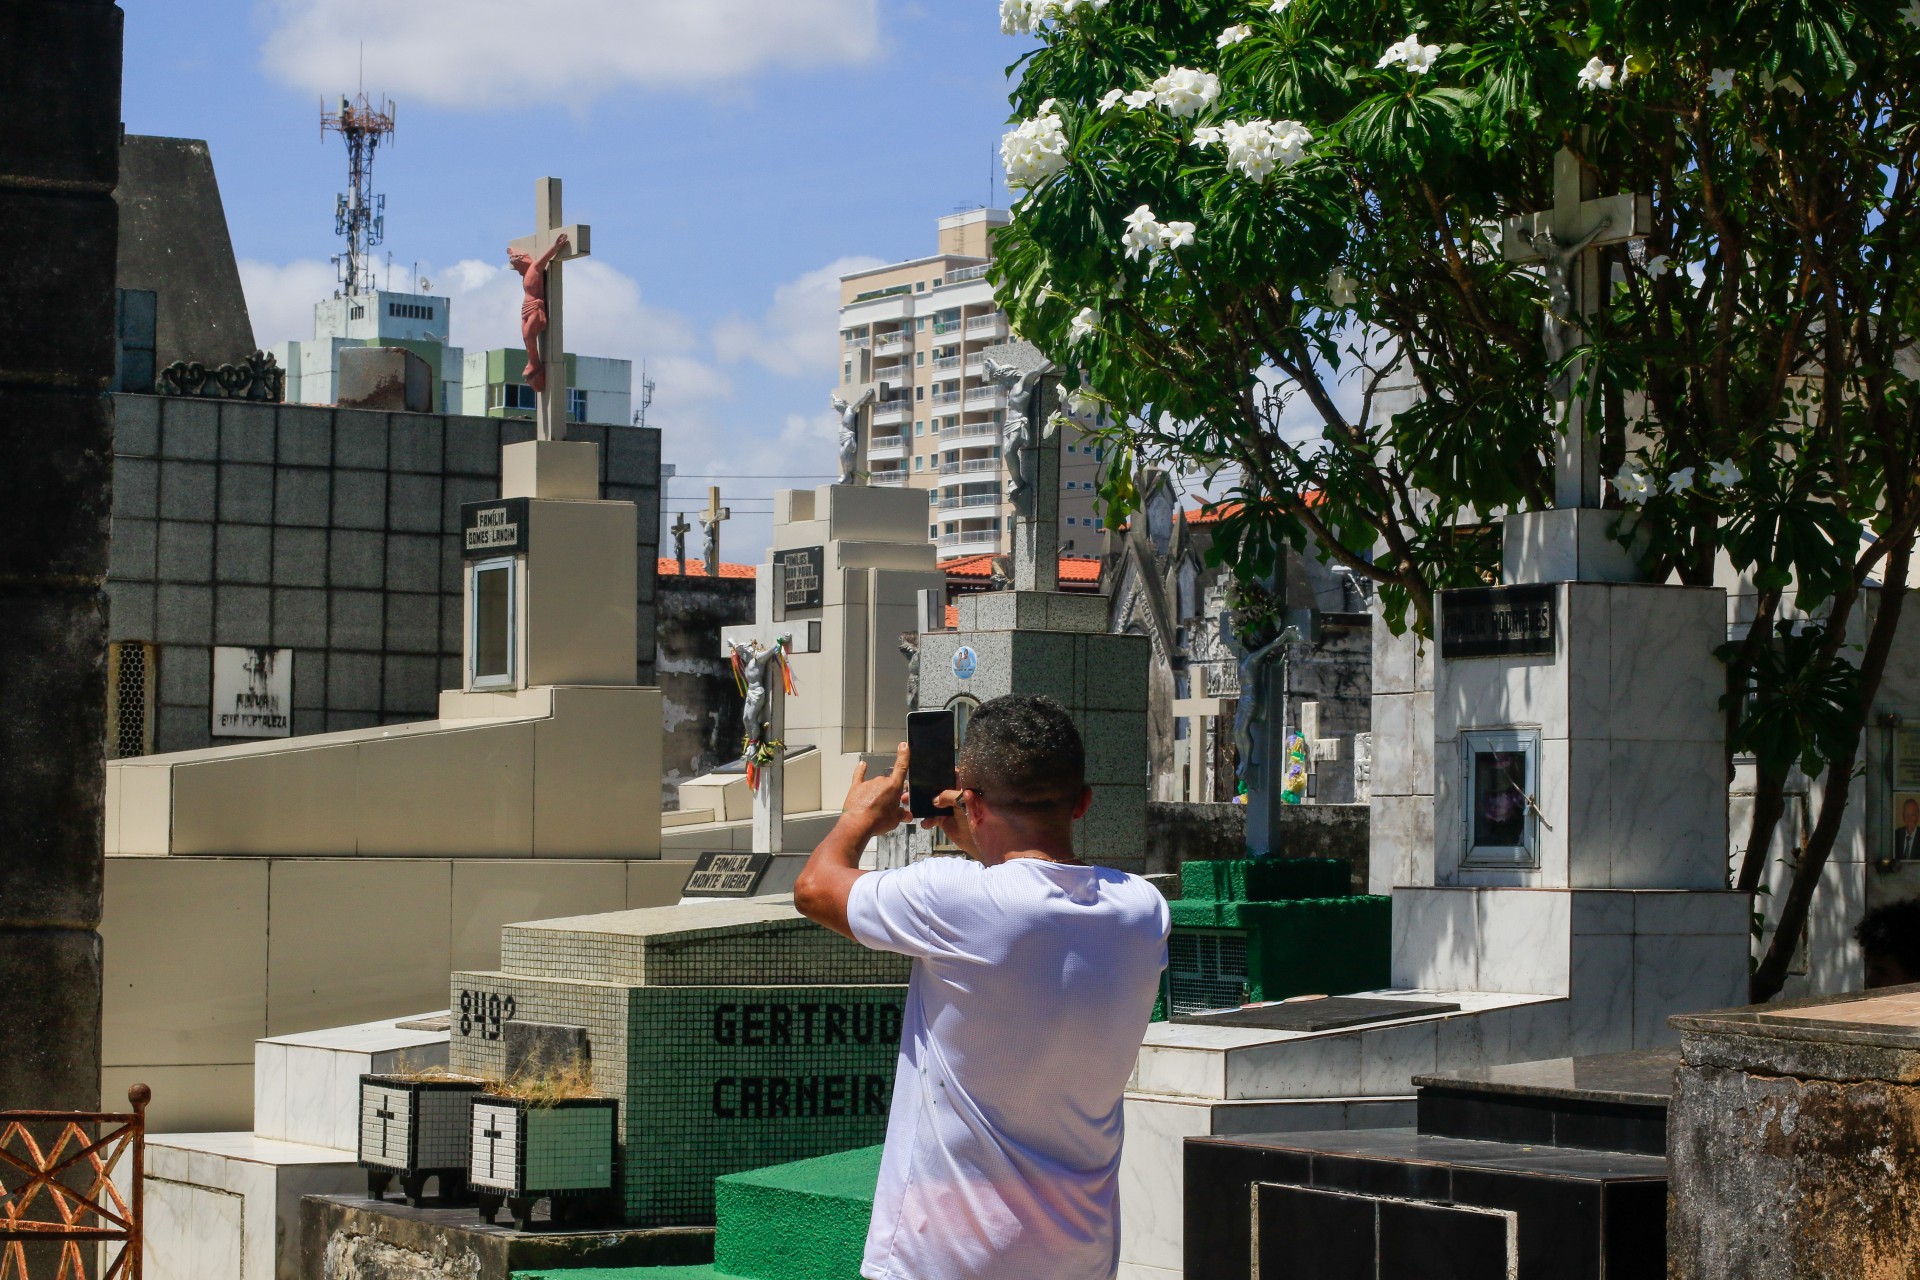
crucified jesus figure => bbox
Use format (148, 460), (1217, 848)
(508, 231), (570, 393)
(1522, 216), (1611, 365)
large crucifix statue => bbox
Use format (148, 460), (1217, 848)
(1502, 146), (1650, 508)
(670, 511), (691, 576)
(828, 380), (889, 486)
(726, 631), (793, 854)
(699, 485), (730, 578)
(981, 341), (1061, 592)
(507, 177), (592, 443)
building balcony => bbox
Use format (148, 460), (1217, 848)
(932, 355), (961, 372)
(872, 400), (912, 426)
(938, 530), (1001, 549)
(964, 314), (1007, 337)
(875, 333), (912, 356)
(929, 390), (962, 407)
(868, 434), (906, 458)
(938, 457), (1000, 476)
(870, 470), (909, 487)
(964, 385), (1006, 409)
(873, 361), (912, 386)
(843, 334), (871, 349)
(936, 492), (1000, 511)
(939, 264), (990, 287)
(931, 319), (963, 335)
(940, 419), (998, 444)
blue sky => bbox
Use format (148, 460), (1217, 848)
(121, 0), (1031, 558)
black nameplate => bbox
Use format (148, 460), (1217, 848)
(461, 497), (529, 558)
(776, 545), (825, 612)
(683, 851), (774, 897)
(1441, 585), (1556, 659)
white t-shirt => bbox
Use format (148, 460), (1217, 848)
(846, 855), (1171, 1280)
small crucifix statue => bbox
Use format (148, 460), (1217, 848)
(699, 485), (730, 578)
(727, 632), (794, 853)
(507, 177), (591, 442)
(670, 511), (691, 576)
(980, 341), (1061, 593)
(1502, 146), (1650, 507)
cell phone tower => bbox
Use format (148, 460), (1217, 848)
(320, 92), (396, 298)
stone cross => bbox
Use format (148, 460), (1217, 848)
(981, 341), (1060, 593)
(670, 512), (691, 576)
(700, 486), (730, 578)
(507, 177), (592, 443)
(1502, 147), (1650, 507)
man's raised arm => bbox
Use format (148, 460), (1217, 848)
(793, 742), (909, 940)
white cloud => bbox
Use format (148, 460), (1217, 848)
(260, 0), (882, 109)
(713, 256), (885, 377)
(237, 258), (339, 350)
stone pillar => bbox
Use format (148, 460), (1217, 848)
(0, 0), (123, 1109)
(1668, 990), (1920, 1278)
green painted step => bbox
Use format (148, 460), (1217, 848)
(1178, 857), (1352, 903)
(519, 1145), (881, 1280)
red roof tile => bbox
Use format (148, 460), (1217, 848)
(943, 554), (1104, 583)
(657, 558), (756, 580)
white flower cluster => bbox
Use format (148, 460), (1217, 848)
(1001, 101), (1069, 190)
(1377, 33), (1442, 74)
(1098, 67), (1222, 118)
(1904, 1), (1920, 30)
(1577, 56), (1619, 91)
(1121, 204), (1197, 260)
(1193, 118), (1314, 181)
(1613, 458), (1744, 504)
(1708, 67), (1735, 96)
(1270, 0), (1292, 12)
(1070, 307), (1098, 342)
(1218, 24), (1252, 48)
(1150, 66), (1223, 116)
(999, 0), (1109, 35)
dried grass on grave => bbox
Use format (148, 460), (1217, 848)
(383, 1061), (492, 1085)
(493, 1056), (598, 1108)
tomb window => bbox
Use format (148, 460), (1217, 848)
(1458, 728), (1541, 869)
(106, 641), (158, 759)
(470, 557), (517, 691)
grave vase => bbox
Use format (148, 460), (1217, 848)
(359, 1074), (486, 1204)
(470, 1094), (620, 1229)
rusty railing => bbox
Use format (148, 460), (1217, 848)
(0, 1085), (148, 1280)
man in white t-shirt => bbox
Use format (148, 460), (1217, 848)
(795, 694), (1170, 1280)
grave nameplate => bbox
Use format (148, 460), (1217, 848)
(1440, 584), (1555, 659)
(211, 645), (292, 738)
(683, 852), (775, 898)
(774, 546), (825, 613)
(462, 498), (530, 558)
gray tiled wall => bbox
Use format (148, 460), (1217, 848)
(108, 394), (661, 753)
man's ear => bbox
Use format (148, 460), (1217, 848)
(1071, 785), (1093, 821)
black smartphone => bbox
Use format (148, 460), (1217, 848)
(906, 709), (957, 819)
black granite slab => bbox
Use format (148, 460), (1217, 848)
(1172, 995), (1462, 1032)
(1185, 1129), (1667, 1280)
(1412, 1050), (1678, 1156)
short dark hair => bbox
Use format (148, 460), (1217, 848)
(956, 694), (1085, 813)
(1856, 900), (1920, 975)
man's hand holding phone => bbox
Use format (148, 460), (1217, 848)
(921, 787), (979, 857)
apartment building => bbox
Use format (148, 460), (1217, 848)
(837, 208), (1112, 560)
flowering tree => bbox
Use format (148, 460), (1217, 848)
(989, 0), (1920, 999)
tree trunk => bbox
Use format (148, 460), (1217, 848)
(0, 0), (123, 1111)
(1751, 542), (1912, 1003)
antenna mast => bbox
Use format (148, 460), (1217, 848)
(321, 91), (396, 297)
(633, 362), (657, 429)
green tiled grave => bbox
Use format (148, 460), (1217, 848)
(1157, 859), (1391, 1019)
(511, 1145), (881, 1280)
(451, 903), (906, 1229)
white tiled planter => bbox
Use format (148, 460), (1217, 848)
(359, 1074), (486, 1204)
(469, 1094), (619, 1229)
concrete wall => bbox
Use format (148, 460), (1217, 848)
(102, 855), (695, 1133)
(656, 572), (756, 806)
(114, 134), (254, 367)
(106, 394), (661, 754)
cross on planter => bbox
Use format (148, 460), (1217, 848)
(374, 1103), (396, 1155)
